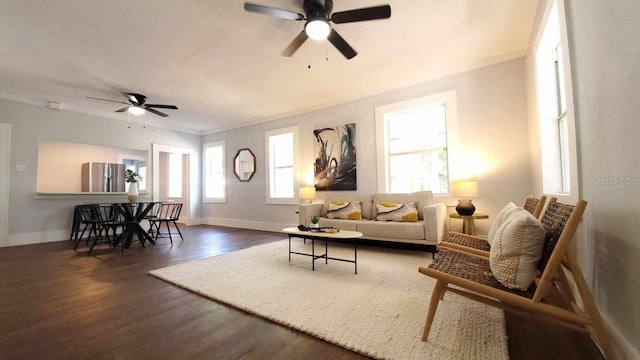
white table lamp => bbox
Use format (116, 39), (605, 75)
(299, 186), (316, 204)
(452, 177), (478, 215)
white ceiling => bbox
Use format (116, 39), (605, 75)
(0, 0), (539, 134)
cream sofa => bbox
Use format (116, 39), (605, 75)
(298, 191), (447, 251)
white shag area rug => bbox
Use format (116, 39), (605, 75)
(149, 240), (508, 360)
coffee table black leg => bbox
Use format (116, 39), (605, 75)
(288, 235), (291, 262)
(354, 239), (358, 274)
(325, 239), (328, 264)
(311, 237), (315, 271)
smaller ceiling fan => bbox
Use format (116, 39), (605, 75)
(244, 0), (391, 59)
(87, 93), (178, 117)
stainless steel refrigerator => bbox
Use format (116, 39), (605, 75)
(81, 162), (126, 192)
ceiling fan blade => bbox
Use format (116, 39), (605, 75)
(124, 93), (146, 105)
(244, 2), (304, 21)
(327, 29), (357, 59)
(115, 106), (130, 113)
(145, 104), (178, 110)
(330, 5), (391, 24)
(144, 107), (169, 117)
(86, 96), (130, 105)
(282, 30), (309, 57)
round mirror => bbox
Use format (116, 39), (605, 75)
(233, 148), (256, 182)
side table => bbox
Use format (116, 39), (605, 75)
(448, 213), (489, 236)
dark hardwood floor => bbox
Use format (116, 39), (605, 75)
(0, 225), (603, 359)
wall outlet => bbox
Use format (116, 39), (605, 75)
(16, 164), (27, 172)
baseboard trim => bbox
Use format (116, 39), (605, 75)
(201, 217), (294, 233)
(2, 219), (285, 248)
(7, 229), (69, 247)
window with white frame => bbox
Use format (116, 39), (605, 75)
(375, 90), (458, 194)
(535, 0), (575, 195)
(168, 152), (183, 198)
(265, 126), (298, 204)
(203, 141), (226, 202)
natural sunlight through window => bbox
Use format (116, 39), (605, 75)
(535, 0), (575, 195)
(265, 126), (298, 204)
(375, 90), (458, 194)
(168, 152), (183, 198)
(204, 141), (225, 202)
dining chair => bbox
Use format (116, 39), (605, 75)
(88, 204), (127, 255)
(73, 204), (102, 251)
(150, 203), (183, 244)
(143, 202), (163, 238)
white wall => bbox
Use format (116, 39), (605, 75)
(527, 0), (640, 358)
(202, 58), (532, 234)
(568, 1), (640, 358)
(0, 98), (201, 246)
(36, 141), (146, 192)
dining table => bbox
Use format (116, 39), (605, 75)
(112, 202), (160, 248)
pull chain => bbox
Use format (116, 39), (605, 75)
(308, 40), (311, 69)
(325, 40), (329, 61)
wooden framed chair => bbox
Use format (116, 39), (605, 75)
(418, 200), (616, 360)
(439, 195), (550, 258)
(523, 194), (548, 219)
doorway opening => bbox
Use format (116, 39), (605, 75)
(152, 144), (197, 226)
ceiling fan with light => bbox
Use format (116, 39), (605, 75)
(87, 93), (178, 117)
(244, 0), (391, 59)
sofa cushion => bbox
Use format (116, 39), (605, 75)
(327, 201), (362, 220)
(372, 191), (433, 220)
(375, 202), (418, 222)
(489, 208), (546, 290)
(318, 217), (359, 231)
(357, 220), (425, 240)
(323, 193), (373, 219)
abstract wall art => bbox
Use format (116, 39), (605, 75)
(314, 123), (357, 191)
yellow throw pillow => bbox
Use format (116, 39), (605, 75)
(375, 202), (418, 222)
(327, 201), (362, 220)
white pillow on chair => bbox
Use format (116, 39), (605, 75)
(489, 208), (546, 290)
(487, 202), (519, 246)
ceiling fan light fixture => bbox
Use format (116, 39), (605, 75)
(128, 106), (146, 116)
(305, 18), (330, 40)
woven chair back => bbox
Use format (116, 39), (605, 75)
(523, 196), (539, 214)
(537, 201), (574, 273)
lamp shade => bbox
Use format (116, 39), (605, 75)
(452, 177), (477, 215)
(299, 186), (316, 203)
(452, 177), (478, 198)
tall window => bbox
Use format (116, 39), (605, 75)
(265, 126), (298, 204)
(375, 90), (458, 194)
(535, 0), (575, 195)
(137, 165), (147, 192)
(168, 152), (183, 198)
(204, 141), (225, 203)
(554, 43), (571, 192)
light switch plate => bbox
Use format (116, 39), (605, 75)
(16, 164), (27, 172)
